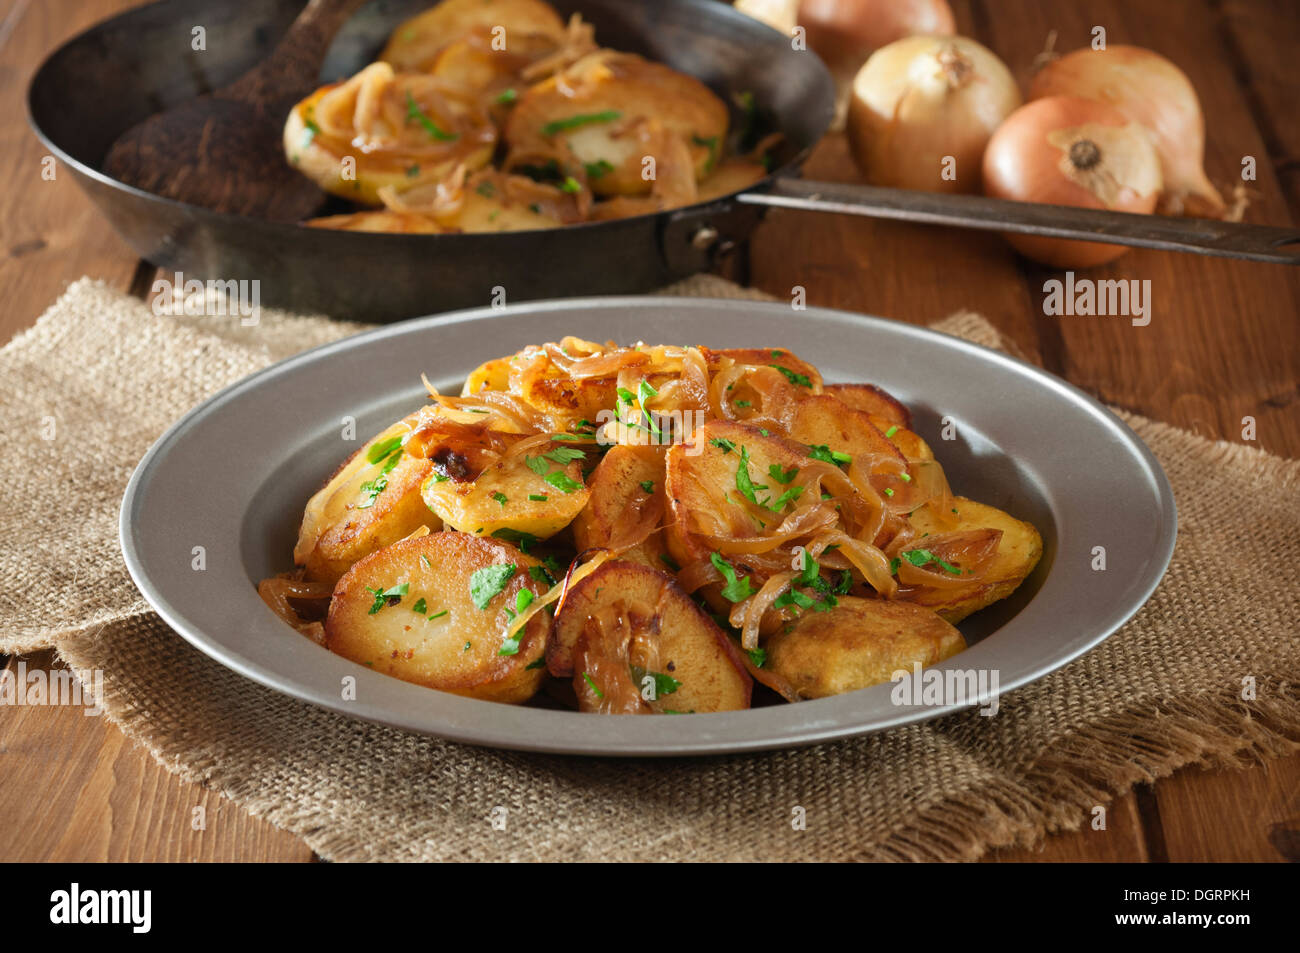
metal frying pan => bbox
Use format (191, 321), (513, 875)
(28, 0), (1300, 322)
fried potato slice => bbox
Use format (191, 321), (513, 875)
(504, 52), (727, 197)
(899, 497), (1044, 624)
(295, 420), (440, 586)
(572, 445), (668, 570)
(325, 532), (548, 703)
(823, 383), (911, 429)
(284, 64), (496, 206)
(765, 596), (965, 698)
(664, 420), (812, 570)
(703, 346), (824, 392)
(786, 394), (905, 465)
(380, 0), (567, 72)
(422, 446), (590, 540)
(550, 561), (752, 713)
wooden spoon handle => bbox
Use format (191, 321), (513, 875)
(221, 0), (372, 111)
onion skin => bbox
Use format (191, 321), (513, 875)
(801, 0), (955, 73)
(847, 35), (1021, 193)
(982, 96), (1162, 268)
(1028, 45), (1224, 218)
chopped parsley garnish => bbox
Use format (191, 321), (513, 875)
(584, 159), (614, 179)
(544, 470), (583, 494)
(406, 164), (420, 178)
(631, 666), (681, 699)
(544, 447), (586, 465)
(883, 487), (894, 497)
(640, 480), (655, 493)
(419, 555), (432, 569)
(469, 564), (516, 610)
(366, 436), (403, 464)
(476, 180), (497, 198)
(768, 464), (798, 484)
(498, 589), (536, 655)
(691, 133), (719, 171)
(492, 491), (509, 508)
(734, 399), (752, 408)
(659, 553), (681, 572)
(710, 552), (755, 603)
(529, 564), (557, 587)
(405, 91), (458, 141)
(561, 176), (581, 194)
(709, 437), (736, 454)
(365, 582), (408, 615)
(528, 493), (549, 502)
(770, 364), (812, 388)
(490, 528), (537, 553)
(541, 110), (621, 136)
(525, 656), (547, 670)
(581, 672), (604, 697)
(884, 425), (899, 438)
(891, 548), (963, 576)
(746, 647), (767, 668)
(494, 88), (518, 104)
(525, 455), (549, 476)
(806, 444), (851, 465)
(359, 438), (404, 509)
(429, 609), (449, 620)
(411, 598), (427, 614)
(734, 446), (765, 506)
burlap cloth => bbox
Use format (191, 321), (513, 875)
(1, 274), (1297, 862)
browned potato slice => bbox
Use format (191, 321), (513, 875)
(823, 383), (911, 429)
(295, 421), (440, 586)
(325, 532), (549, 704)
(462, 355), (513, 395)
(505, 52), (727, 197)
(899, 497), (1044, 623)
(664, 420), (812, 570)
(786, 394), (905, 465)
(422, 447), (589, 540)
(284, 64), (495, 206)
(380, 0), (567, 72)
(871, 416), (935, 462)
(702, 346), (824, 391)
(550, 561), (752, 713)
(766, 596), (965, 698)
(572, 445), (668, 570)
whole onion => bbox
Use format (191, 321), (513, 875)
(1029, 44), (1224, 217)
(847, 35), (1021, 193)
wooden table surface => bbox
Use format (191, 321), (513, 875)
(1, 0), (1296, 862)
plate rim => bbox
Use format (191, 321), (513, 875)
(119, 296), (1177, 756)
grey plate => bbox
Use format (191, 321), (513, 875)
(120, 298), (1176, 756)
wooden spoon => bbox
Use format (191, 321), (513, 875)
(102, 0), (369, 222)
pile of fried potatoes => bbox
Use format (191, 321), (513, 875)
(283, 0), (775, 233)
(261, 338), (1043, 715)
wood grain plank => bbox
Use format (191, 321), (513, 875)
(985, 790), (1150, 861)
(1154, 751), (1300, 861)
(1215, 0), (1300, 219)
(0, 0), (142, 346)
(0, 654), (313, 862)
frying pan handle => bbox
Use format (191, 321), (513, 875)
(738, 178), (1300, 265)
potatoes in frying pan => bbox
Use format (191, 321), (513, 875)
(284, 63), (496, 206)
(380, 0), (568, 73)
(899, 497), (1044, 624)
(504, 52), (728, 197)
(571, 445), (669, 569)
(422, 445), (590, 540)
(549, 561), (752, 713)
(325, 532), (549, 703)
(765, 596), (965, 699)
(295, 421), (439, 586)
